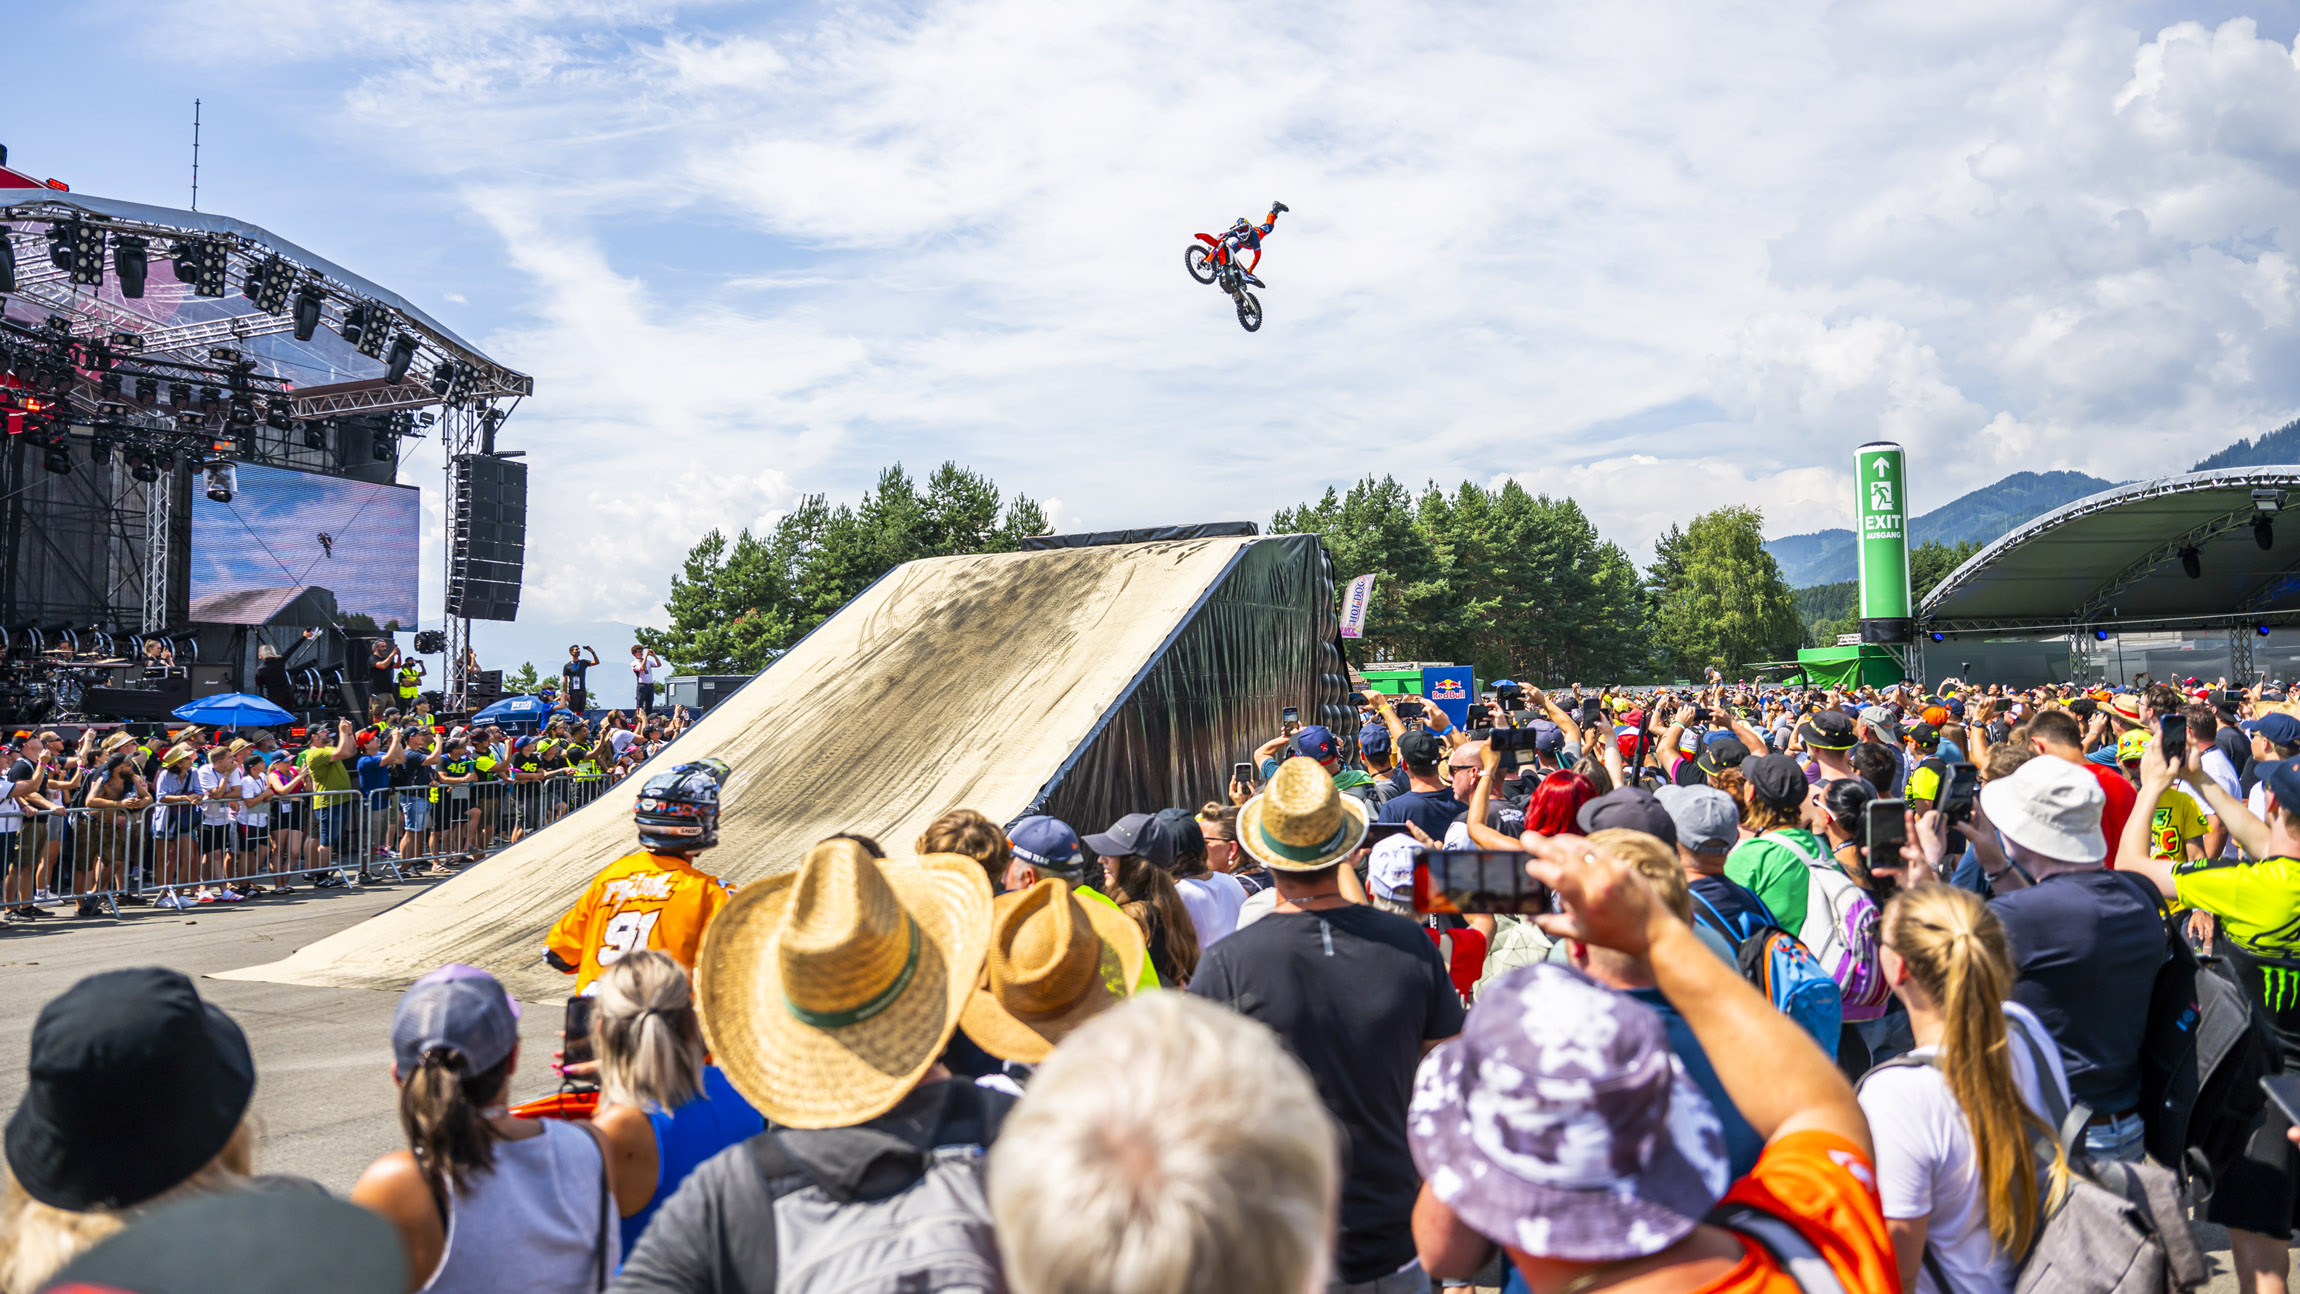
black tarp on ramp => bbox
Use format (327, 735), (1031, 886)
(216, 534), (1340, 998)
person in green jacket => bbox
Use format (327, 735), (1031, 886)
(1723, 753), (1837, 929)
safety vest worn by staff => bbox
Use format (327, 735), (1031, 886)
(396, 665), (422, 701)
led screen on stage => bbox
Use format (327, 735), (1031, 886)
(189, 464), (420, 629)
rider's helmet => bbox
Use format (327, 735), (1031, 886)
(635, 757), (733, 853)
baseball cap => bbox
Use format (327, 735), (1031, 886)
(1008, 816), (1087, 873)
(1367, 834), (1416, 903)
(1291, 725), (1340, 763)
(1408, 964), (1729, 1263)
(1907, 722), (1940, 750)
(1797, 710), (1856, 751)
(1084, 812), (1177, 869)
(1531, 719), (1565, 754)
(1654, 784), (1738, 851)
(1357, 722), (1391, 757)
(2254, 757), (2300, 811)
(2116, 729), (2149, 765)
(1857, 705), (1901, 740)
(1574, 787), (1678, 846)
(2245, 713), (2300, 747)
(1151, 807), (1205, 868)
(390, 965), (520, 1076)
(1741, 754), (1808, 810)
(1398, 728), (1444, 768)
(1693, 737), (1748, 778)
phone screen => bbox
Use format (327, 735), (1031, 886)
(1396, 700), (1424, 719)
(1281, 706), (1299, 724)
(1940, 762), (1980, 823)
(1232, 762), (1254, 787)
(1413, 848), (1552, 915)
(1866, 797), (1909, 856)
(2161, 714), (2187, 760)
(562, 997), (596, 1068)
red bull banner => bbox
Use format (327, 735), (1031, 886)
(1339, 573), (1377, 639)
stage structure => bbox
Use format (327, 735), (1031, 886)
(1918, 467), (2300, 687)
(0, 144), (533, 719)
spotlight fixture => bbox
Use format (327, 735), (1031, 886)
(372, 428), (395, 462)
(204, 462), (236, 504)
(227, 397), (256, 427)
(2256, 489), (2285, 515)
(133, 376), (157, 407)
(303, 418), (330, 451)
(2258, 517), (2276, 551)
(128, 453), (159, 484)
(339, 302), (369, 348)
(98, 371), (122, 399)
(2094, 628), (2112, 641)
(170, 237), (229, 296)
(153, 449), (175, 472)
(383, 333), (417, 384)
(250, 257), (291, 315)
(292, 284), (323, 341)
(353, 306), (390, 360)
(88, 436), (112, 465)
(2180, 546), (2202, 579)
(0, 235), (14, 293)
(44, 224), (70, 270)
(51, 221), (106, 287)
(113, 235), (148, 298)
(167, 382), (192, 411)
(265, 397), (292, 431)
(197, 386), (221, 415)
(1929, 632), (1945, 643)
(2260, 624), (2274, 637)
(43, 445), (71, 476)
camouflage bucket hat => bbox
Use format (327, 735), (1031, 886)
(1406, 963), (1729, 1263)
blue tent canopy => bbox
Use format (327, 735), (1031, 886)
(171, 692), (296, 727)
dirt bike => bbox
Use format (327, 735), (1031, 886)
(1185, 225), (1268, 333)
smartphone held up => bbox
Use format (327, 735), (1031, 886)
(1413, 848), (1552, 915)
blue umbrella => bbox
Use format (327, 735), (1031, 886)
(172, 692), (296, 728)
(471, 694), (551, 726)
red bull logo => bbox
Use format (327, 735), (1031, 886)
(1430, 678), (1467, 701)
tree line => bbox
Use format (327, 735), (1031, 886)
(637, 461), (1955, 684)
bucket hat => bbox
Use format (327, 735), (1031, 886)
(6, 968), (254, 1211)
(1236, 756), (1370, 872)
(959, 879), (1142, 1064)
(694, 838), (990, 1128)
(1407, 963), (1728, 1263)
(1979, 755), (2106, 864)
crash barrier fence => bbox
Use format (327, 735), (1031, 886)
(0, 776), (620, 919)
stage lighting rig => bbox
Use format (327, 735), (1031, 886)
(292, 284), (323, 341)
(227, 397), (256, 428)
(167, 382), (191, 411)
(113, 235), (148, 298)
(107, 331), (141, 353)
(44, 225), (69, 271)
(133, 376), (157, 408)
(339, 302), (370, 348)
(127, 452), (158, 484)
(265, 396), (292, 431)
(197, 386), (221, 415)
(204, 462), (236, 504)
(383, 333), (417, 384)
(303, 417), (330, 450)
(50, 220), (106, 287)
(242, 255), (291, 314)
(372, 427), (396, 462)
(98, 371), (122, 399)
(44, 444), (71, 476)
(171, 237), (229, 297)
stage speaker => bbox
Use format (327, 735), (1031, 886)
(448, 454), (526, 621)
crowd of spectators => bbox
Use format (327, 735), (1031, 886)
(12, 668), (2300, 1293)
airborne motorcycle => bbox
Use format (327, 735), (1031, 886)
(1185, 202), (1287, 332)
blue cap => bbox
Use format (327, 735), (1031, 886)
(1007, 815), (1086, 872)
(1292, 724), (1339, 763)
(2245, 713), (2300, 746)
(2256, 758), (2300, 811)
(1358, 722), (1391, 757)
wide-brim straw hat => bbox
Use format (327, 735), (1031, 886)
(696, 839), (991, 1129)
(159, 743), (198, 768)
(98, 731), (137, 755)
(1237, 755), (1370, 872)
(960, 879), (1144, 1064)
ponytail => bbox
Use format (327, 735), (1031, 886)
(1106, 853), (1200, 985)
(1884, 885), (2063, 1260)
(398, 1048), (512, 1208)
(593, 950), (705, 1113)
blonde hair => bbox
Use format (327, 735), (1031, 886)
(0, 1118), (254, 1294)
(592, 950), (706, 1113)
(1883, 885), (2062, 1260)
(989, 993), (1338, 1294)
(1587, 829), (1692, 922)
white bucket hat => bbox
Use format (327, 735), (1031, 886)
(1979, 756), (2106, 864)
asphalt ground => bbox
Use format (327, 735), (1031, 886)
(0, 884), (2281, 1290)
(0, 879), (570, 1194)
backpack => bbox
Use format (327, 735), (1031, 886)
(1771, 832), (1891, 1022)
(1859, 1019), (2205, 1294)
(747, 1084), (1010, 1294)
(1689, 887), (1842, 1058)
(2133, 881), (2281, 1198)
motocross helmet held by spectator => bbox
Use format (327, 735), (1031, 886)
(634, 759), (732, 854)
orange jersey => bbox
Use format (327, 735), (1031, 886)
(1698, 1131), (1898, 1293)
(545, 850), (734, 993)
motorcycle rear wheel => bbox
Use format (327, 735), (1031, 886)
(1185, 244), (1217, 285)
(1235, 291), (1263, 332)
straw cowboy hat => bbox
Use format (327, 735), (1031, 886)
(695, 838), (991, 1129)
(98, 731), (137, 755)
(158, 744), (198, 769)
(1237, 755), (1370, 872)
(960, 879), (1144, 1064)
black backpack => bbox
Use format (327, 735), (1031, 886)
(2128, 876), (2280, 1199)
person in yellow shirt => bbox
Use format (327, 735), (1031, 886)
(2119, 730), (2209, 863)
(543, 758), (735, 993)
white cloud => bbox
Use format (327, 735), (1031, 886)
(123, 0), (2300, 615)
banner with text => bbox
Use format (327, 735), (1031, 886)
(1339, 573), (1377, 639)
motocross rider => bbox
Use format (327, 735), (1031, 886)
(1223, 200), (1289, 262)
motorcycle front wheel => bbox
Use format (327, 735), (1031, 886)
(1185, 244), (1217, 285)
(1235, 291), (1263, 332)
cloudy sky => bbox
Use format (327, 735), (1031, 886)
(15, 0), (2300, 699)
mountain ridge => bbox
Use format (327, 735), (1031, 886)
(1764, 470), (2119, 587)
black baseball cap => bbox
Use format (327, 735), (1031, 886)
(1742, 754), (1809, 810)
(1084, 812), (1177, 869)
(41, 1186), (407, 1294)
(1796, 710), (1856, 751)
(1398, 728), (1444, 768)
(1694, 737), (1749, 778)
(6, 969), (255, 1211)
(1574, 788), (1679, 847)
